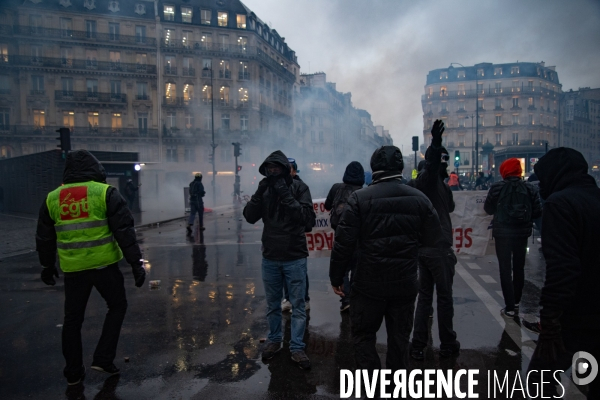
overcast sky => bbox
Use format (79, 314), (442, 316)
(244, 0), (600, 152)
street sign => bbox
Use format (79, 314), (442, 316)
(454, 160), (460, 168)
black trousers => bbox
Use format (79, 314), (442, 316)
(527, 327), (600, 399)
(350, 284), (417, 372)
(62, 264), (128, 376)
(412, 251), (458, 351)
(494, 235), (528, 312)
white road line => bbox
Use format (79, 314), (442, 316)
(466, 262), (481, 270)
(455, 262), (585, 398)
(479, 274), (497, 283)
(496, 290), (504, 297)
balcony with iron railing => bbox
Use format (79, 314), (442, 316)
(182, 67), (195, 77)
(5, 24), (156, 46)
(55, 90), (127, 104)
(1, 125), (157, 138)
(219, 70), (231, 79)
(164, 66), (177, 75)
(238, 71), (250, 80)
(2, 55), (156, 74)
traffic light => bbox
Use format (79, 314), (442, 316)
(454, 150), (460, 161)
(237, 165), (242, 172)
(56, 127), (71, 152)
(232, 142), (242, 157)
(412, 136), (419, 152)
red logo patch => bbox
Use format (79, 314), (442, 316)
(59, 186), (90, 221)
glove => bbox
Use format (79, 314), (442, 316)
(131, 263), (146, 288)
(273, 177), (292, 199)
(41, 266), (59, 286)
(534, 309), (566, 363)
(431, 119), (445, 147)
(256, 178), (269, 195)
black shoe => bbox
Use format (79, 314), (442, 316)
(261, 341), (282, 360)
(340, 302), (350, 312)
(291, 350), (311, 370)
(522, 319), (542, 335)
(411, 348), (425, 360)
(501, 308), (516, 318)
(66, 366), (86, 386)
(186, 225), (192, 235)
(440, 341), (460, 358)
(91, 363), (120, 376)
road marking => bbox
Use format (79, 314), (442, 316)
(496, 290), (504, 297)
(479, 274), (497, 283)
(466, 262), (481, 270)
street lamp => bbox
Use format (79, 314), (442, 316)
(203, 65), (217, 206)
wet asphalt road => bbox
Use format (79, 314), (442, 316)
(0, 207), (586, 399)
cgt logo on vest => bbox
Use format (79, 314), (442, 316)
(59, 186), (90, 220)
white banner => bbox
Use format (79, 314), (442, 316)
(307, 192), (492, 258)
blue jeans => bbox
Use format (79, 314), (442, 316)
(283, 272), (310, 302)
(188, 201), (204, 226)
(262, 257), (307, 352)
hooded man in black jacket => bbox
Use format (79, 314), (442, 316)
(329, 145), (443, 373)
(526, 148), (600, 399)
(36, 150), (145, 385)
(408, 119), (460, 360)
(325, 161), (365, 312)
(243, 150), (316, 370)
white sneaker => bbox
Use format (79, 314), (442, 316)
(281, 299), (292, 312)
(305, 300), (310, 311)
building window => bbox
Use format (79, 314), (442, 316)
(184, 113), (194, 129)
(165, 82), (176, 103)
(165, 55), (176, 74)
(458, 84), (465, 95)
(164, 5), (175, 21)
(183, 84), (194, 103)
(477, 98), (484, 110)
(440, 71), (448, 80)
(220, 147), (231, 162)
(164, 28), (174, 46)
(166, 146), (177, 162)
(87, 79), (98, 95)
(218, 11), (228, 27)
(201, 9), (211, 25)
(183, 57), (193, 76)
(218, 34), (229, 51)
(441, 102), (447, 112)
(219, 60), (230, 78)
(457, 70), (465, 78)
(221, 113), (230, 129)
(30, 14), (43, 34)
(109, 51), (121, 69)
(495, 133), (502, 144)
(477, 68), (484, 77)
(31, 75), (44, 94)
(86, 49), (98, 68)
(511, 66), (520, 74)
(110, 80), (121, 97)
(0, 75), (9, 94)
(182, 7), (192, 23)
(135, 26), (146, 43)
(512, 132), (519, 143)
(494, 82), (502, 93)
(88, 112), (99, 130)
(495, 115), (502, 126)
(0, 44), (7, 63)
(219, 86), (229, 106)
(60, 18), (72, 37)
(478, 116), (483, 127)
(477, 83), (483, 93)
(528, 97), (534, 107)
(512, 114), (519, 125)
(495, 98), (502, 109)
(0, 108), (9, 130)
(319, 131), (324, 142)
(458, 119), (465, 128)
(512, 80), (520, 92)
(166, 112), (176, 130)
(29, 45), (40, 59)
(494, 67), (502, 76)
(458, 101), (465, 111)
(239, 87), (248, 103)
(202, 84), (212, 103)
(85, 20), (96, 39)
(238, 61), (250, 80)
(529, 114), (534, 125)
(240, 115), (248, 131)
(138, 113), (148, 133)
(184, 147), (195, 162)
(237, 14), (246, 29)
(33, 109), (45, 128)
(109, 23), (119, 41)
(238, 36), (248, 52)
(512, 98), (519, 108)
(136, 82), (147, 100)
(111, 113), (122, 131)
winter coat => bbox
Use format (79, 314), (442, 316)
(36, 150), (142, 271)
(483, 176), (542, 237)
(124, 181), (138, 199)
(407, 144), (455, 250)
(329, 146), (443, 298)
(243, 150), (316, 261)
(324, 161), (365, 211)
(534, 148), (600, 324)
(189, 177), (205, 205)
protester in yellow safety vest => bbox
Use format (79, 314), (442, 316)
(36, 150), (145, 386)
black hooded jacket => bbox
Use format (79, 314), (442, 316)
(534, 148), (600, 323)
(243, 150), (316, 261)
(324, 161), (365, 212)
(407, 144), (454, 249)
(329, 146), (443, 298)
(36, 150), (142, 270)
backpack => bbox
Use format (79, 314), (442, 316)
(495, 180), (532, 225)
(330, 184), (360, 230)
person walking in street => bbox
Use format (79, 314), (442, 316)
(526, 148), (600, 399)
(408, 119), (461, 360)
(448, 171), (463, 191)
(281, 157), (312, 313)
(484, 157), (541, 318)
(123, 179), (140, 211)
(324, 161), (365, 312)
(243, 150), (316, 370)
(329, 145), (443, 375)
(187, 173), (205, 235)
(36, 150), (146, 386)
